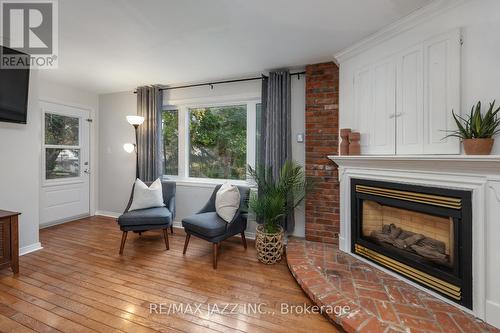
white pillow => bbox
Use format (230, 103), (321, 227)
(128, 178), (165, 211)
(215, 183), (241, 223)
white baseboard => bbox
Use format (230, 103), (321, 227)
(95, 210), (120, 218)
(20, 242), (43, 256)
(39, 213), (90, 229)
(486, 301), (500, 329)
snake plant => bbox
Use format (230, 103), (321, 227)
(444, 101), (500, 140)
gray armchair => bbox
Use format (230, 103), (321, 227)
(182, 184), (249, 269)
(117, 180), (176, 254)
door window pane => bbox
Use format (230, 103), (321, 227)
(45, 148), (80, 179)
(45, 113), (79, 145)
(162, 110), (179, 175)
(189, 105), (247, 180)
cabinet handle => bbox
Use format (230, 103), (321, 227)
(389, 113), (404, 119)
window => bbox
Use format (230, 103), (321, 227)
(255, 103), (262, 165)
(160, 99), (258, 182)
(161, 110), (179, 175)
(44, 113), (81, 179)
(189, 105), (247, 180)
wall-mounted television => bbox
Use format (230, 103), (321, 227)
(0, 46), (30, 124)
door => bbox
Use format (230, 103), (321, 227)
(40, 102), (91, 226)
(422, 29), (461, 154)
(354, 58), (396, 155)
(396, 44), (424, 154)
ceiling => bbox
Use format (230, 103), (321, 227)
(40, 0), (433, 94)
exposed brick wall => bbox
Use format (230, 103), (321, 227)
(305, 62), (340, 244)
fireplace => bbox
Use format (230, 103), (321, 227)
(351, 178), (472, 309)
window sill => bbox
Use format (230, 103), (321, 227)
(161, 176), (250, 188)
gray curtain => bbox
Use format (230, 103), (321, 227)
(136, 85), (162, 181)
(260, 70), (294, 231)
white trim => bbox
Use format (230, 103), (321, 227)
(162, 95), (260, 183)
(95, 210), (120, 218)
(163, 176), (249, 188)
(19, 242), (43, 256)
(166, 93), (260, 107)
(39, 213), (91, 229)
(333, 0), (467, 63)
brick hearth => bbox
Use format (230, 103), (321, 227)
(286, 238), (499, 333)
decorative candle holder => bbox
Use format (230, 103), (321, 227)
(340, 128), (351, 155)
(349, 132), (361, 155)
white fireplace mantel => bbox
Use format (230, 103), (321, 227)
(329, 155), (500, 176)
(328, 154), (500, 328)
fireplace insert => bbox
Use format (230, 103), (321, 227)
(351, 178), (472, 309)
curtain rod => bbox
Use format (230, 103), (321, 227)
(133, 71), (306, 93)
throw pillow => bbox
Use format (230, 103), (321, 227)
(215, 183), (241, 223)
(128, 178), (165, 211)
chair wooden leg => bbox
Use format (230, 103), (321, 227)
(170, 225), (174, 234)
(183, 234), (191, 255)
(119, 231), (128, 255)
(162, 228), (169, 250)
(241, 231), (247, 249)
(213, 243), (218, 269)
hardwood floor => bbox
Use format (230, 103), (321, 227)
(0, 216), (341, 333)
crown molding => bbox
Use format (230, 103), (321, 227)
(334, 0), (468, 63)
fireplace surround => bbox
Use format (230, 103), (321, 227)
(351, 178), (472, 308)
(328, 155), (500, 328)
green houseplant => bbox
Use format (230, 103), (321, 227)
(248, 160), (308, 264)
(444, 101), (500, 155)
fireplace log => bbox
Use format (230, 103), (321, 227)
(369, 224), (449, 265)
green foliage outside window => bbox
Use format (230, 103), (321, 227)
(162, 110), (179, 175)
(189, 105), (247, 180)
(44, 113), (80, 179)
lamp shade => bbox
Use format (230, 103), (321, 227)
(123, 143), (135, 153)
(126, 115), (145, 126)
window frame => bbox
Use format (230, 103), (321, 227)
(161, 96), (259, 185)
(42, 110), (84, 186)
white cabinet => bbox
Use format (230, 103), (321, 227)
(422, 30), (461, 154)
(352, 29), (461, 155)
(354, 59), (396, 154)
(396, 45), (424, 154)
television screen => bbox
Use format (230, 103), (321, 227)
(0, 46), (30, 124)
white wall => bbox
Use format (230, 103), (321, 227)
(97, 76), (306, 237)
(0, 74), (98, 254)
(0, 70), (41, 253)
(338, 0), (500, 154)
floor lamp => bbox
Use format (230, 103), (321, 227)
(123, 115), (145, 179)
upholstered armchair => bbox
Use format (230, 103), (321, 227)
(182, 184), (250, 269)
(117, 180), (176, 254)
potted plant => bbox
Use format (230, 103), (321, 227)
(248, 160), (308, 264)
(444, 101), (500, 155)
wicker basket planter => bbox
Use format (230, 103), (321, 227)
(255, 224), (284, 264)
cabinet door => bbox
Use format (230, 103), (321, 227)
(422, 29), (461, 154)
(396, 45), (424, 154)
(0, 220), (10, 266)
(354, 59), (396, 155)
